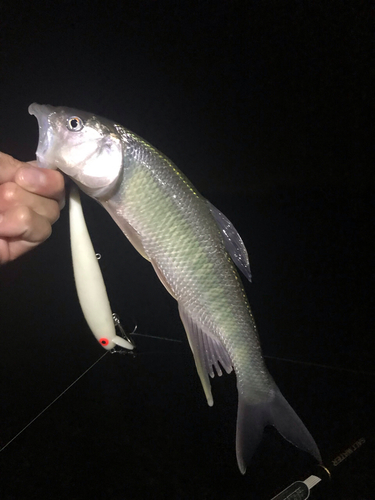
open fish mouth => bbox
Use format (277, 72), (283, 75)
(28, 103), (56, 168)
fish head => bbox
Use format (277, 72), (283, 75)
(28, 103), (123, 197)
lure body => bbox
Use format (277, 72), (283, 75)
(29, 103), (320, 472)
(69, 184), (133, 350)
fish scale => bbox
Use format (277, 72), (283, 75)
(112, 138), (276, 393)
(29, 102), (321, 473)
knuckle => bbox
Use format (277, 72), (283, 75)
(14, 205), (33, 226)
(0, 182), (20, 203)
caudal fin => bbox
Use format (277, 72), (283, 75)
(236, 385), (321, 474)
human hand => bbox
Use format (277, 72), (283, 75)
(0, 152), (65, 264)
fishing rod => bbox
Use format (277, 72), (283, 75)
(270, 436), (368, 499)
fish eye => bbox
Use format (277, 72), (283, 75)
(67, 116), (84, 132)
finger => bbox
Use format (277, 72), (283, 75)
(0, 182), (61, 224)
(0, 151), (25, 183)
(15, 165), (65, 209)
(0, 152), (65, 209)
(0, 205), (52, 243)
(0, 235), (46, 264)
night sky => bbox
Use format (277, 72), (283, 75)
(0, 2), (373, 499)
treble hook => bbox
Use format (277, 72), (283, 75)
(111, 313), (137, 354)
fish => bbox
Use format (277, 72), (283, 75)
(28, 103), (321, 473)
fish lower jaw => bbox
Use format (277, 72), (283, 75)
(35, 153), (51, 170)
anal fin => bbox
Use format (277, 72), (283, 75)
(178, 304), (233, 406)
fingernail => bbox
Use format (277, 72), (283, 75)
(18, 166), (46, 189)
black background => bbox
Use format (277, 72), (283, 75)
(0, 2), (373, 499)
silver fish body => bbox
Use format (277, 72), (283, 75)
(29, 103), (321, 472)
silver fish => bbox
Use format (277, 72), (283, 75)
(29, 103), (321, 472)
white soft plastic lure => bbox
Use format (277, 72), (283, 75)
(69, 184), (134, 350)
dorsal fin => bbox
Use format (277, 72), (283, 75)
(207, 201), (252, 282)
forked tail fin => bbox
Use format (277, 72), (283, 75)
(236, 385), (321, 474)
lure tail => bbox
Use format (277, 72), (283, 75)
(236, 385), (321, 474)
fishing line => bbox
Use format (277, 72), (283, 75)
(0, 350), (109, 453)
(0, 336), (180, 453)
(132, 332), (371, 375)
(264, 355), (374, 376)
(132, 332), (183, 343)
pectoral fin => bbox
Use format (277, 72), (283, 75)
(150, 259), (177, 299)
(102, 203), (150, 261)
(178, 304), (233, 406)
